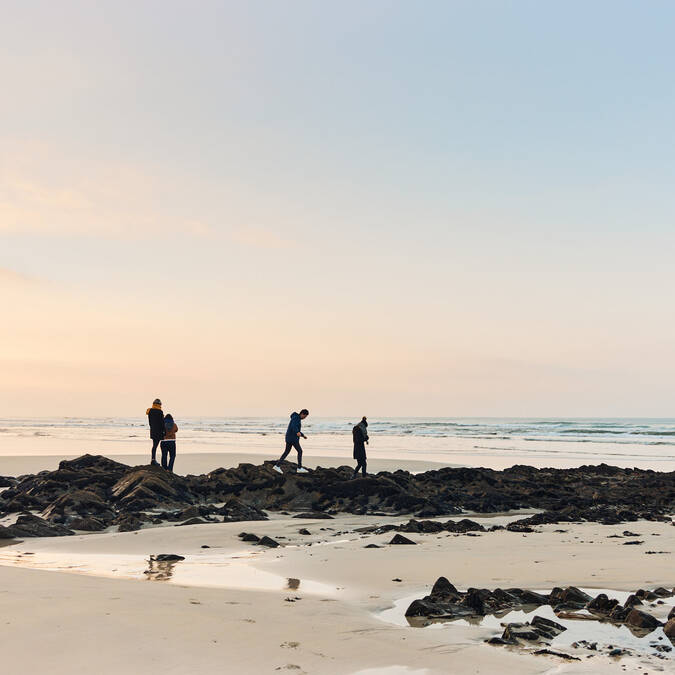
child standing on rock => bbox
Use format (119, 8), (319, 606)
(161, 414), (178, 472)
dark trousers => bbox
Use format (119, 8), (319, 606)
(353, 459), (367, 477)
(151, 437), (161, 461)
(161, 440), (176, 472)
(277, 440), (302, 467)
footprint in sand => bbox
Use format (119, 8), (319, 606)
(280, 641), (300, 649)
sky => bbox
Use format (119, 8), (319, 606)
(1, 0), (675, 417)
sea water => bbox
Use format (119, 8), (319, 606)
(0, 417), (674, 471)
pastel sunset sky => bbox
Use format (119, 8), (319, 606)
(2, 1), (674, 417)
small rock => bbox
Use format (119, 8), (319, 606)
(238, 532), (260, 542)
(389, 534), (416, 545)
(152, 554), (185, 562)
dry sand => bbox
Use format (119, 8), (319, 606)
(1, 512), (673, 674)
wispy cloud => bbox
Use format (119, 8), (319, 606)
(0, 139), (222, 240)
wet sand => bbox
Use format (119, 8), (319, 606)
(0, 452), (449, 478)
(1, 513), (673, 673)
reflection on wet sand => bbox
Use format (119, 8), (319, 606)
(0, 549), (337, 596)
(144, 557), (181, 582)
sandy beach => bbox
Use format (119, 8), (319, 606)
(1, 503), (674, 673)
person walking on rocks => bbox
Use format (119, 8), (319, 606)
(146, 398), (165, 465)
(273, 409), (309, 474)
(160, 413), (178, 472)
(352, 416), (369, 478)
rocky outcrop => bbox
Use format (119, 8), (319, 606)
(0, 455), (673, 537)
(408, 579), (670, 639)
(4, 514), (74, 537)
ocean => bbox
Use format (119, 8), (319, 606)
(1, 417), (674, 472)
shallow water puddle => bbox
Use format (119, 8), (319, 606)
(376, 588), (674, 660)
(0, 549), (337, 595)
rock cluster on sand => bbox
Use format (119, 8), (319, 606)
(406, 577), (674, 642)
(0, 454), (673, 537)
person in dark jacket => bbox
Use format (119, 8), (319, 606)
(160, 414), (178, 472)
(352, 416), (369, 477)
(273, 409), (309, 474)
(146, 398), (165, 465)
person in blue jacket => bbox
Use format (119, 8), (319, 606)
(273, 409), (309, 474)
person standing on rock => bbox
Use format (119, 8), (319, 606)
(273, 409), (309, 474)
(352, 416), (369, 478)
(160, 413), (178, 472)
(146, 398), (165, 465)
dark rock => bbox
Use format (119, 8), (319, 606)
(506, 588), (550, 606)
(533, 649), (580, 661)
(220, 498), (268, 522)
(398, 519), (444, 534)
(624, 594), (642, 607)
(502, 622), (542, 642)
(622, 540), (643, 545)
(664, 618), (675, 638)
(257, 536), (280, 548)
(6, 514), (74, 537)
(530, 615), (566, 638)
(405, 598), (475, 620)
(298, 528), (311, 535)
(69, 516), (107, 531)
(444, 519), (485, 533)
(292, 512), (334, 519)
(501, 615), (566, 644)
(0, 453), (673, 528)
(176, 517), (207, 526)
(0, 524), (16, 539)
(608, 605), (631, 622)
(625, 608), (663, 632)
(364, 543), (381, 548)
(430, 576), (459, 597)
(238, 532), (260, 542)
(152, 554), (185, 562)
(588, 593), (619, 614)
(549, 586), (592, 610)
(389, 534), (416, 545)
(116, 516), (142, 532)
